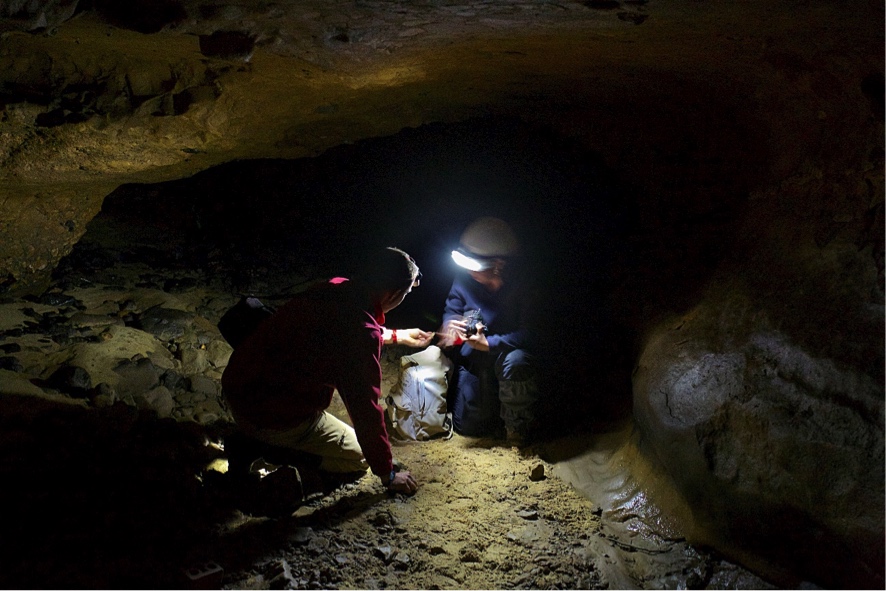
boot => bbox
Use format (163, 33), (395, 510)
(498, 378), (538, 441)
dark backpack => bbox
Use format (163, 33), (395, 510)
(217, 296), (276, 348)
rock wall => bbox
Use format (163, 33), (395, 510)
(633, 147), (884, 588)
(2, 2), (881, 297)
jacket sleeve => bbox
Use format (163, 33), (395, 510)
(485, 284), (539, 353)
(442, 279), (467, 324)
(334, 320), (393, 478)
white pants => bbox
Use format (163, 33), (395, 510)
(241, 411), (368, 474)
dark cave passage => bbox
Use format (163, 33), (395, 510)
(15, 114), (754, 586)
(75, 116), (752, 434)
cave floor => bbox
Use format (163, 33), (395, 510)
(0, 214), (780, 590)
(0, 374), (775, 589)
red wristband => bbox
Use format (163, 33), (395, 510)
(391, 330), (397, 344)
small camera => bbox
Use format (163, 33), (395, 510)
(464, 309), (483, 336)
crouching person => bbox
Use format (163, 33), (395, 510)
(439, 217), (540, 446)
(221, 247), (433, 494)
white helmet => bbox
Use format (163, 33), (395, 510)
(452, 217), (518, 271)
(459, 217), (518, 258)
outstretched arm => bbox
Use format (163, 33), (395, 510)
(336, 323), (419, 495)
(382, 327), (434, 348)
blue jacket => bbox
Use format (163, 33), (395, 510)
(442, 271), (536, 358)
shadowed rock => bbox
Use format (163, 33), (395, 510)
(199, 31), (256, 62)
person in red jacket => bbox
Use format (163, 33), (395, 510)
(222, 247), (433, 494)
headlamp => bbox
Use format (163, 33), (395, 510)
(451, 249), (492, 271)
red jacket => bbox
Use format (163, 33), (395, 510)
(221, 278), (393, 477)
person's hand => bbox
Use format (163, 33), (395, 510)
(387, 470), (418, 494)
(464, 325), (489, 352)
(438, 319), (468, 347)
(398, 328), (434, 348)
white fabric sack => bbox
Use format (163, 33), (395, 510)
(385, 345), (454, 441)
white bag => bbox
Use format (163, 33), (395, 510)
(385, 346), (454, 441)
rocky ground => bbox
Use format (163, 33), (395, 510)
(0, 193), (779, 590)
(215, 435), (606, 590)
(0, 232), (607, 589)
(0, 245), (608, 590)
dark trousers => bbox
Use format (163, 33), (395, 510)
(449, 348), (537, 437)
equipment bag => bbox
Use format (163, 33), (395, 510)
(217, 296), (276, 348)
(385, 345), (454, 441)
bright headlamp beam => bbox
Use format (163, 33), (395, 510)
(451, 250), (488, 271)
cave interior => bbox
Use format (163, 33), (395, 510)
(0, 1), (883, 589)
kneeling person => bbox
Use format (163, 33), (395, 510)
(221, 247), (433, 494)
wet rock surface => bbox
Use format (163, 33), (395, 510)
(634, 299), (885, 589)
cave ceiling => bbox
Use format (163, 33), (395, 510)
(0, 0), (883, 294)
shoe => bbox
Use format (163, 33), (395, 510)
(298, 466), (326, 502)
(249, 464), (304, 517)
(505, 428), (525, 447)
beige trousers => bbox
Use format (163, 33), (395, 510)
(242, 411), (368, 474)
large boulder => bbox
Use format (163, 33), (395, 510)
(634, 205), (885, 588)
(636, 321), (883, 588)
